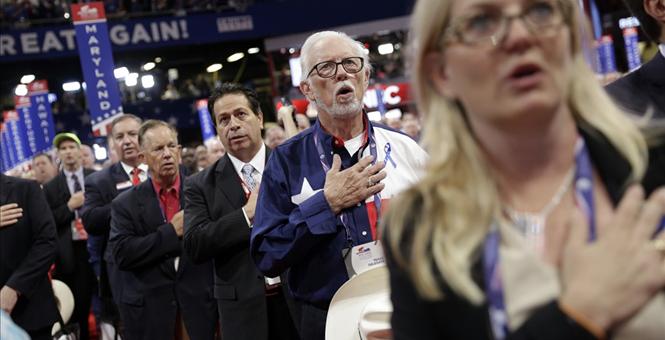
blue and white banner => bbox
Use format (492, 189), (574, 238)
(196, 99), (217, 144)
(72, 2), (123, 136)
(2, 110), (30, 169)
(1, 124), (12, 172)
(26, 80), (57, 153)
(1, 0), (411, 62)
(14, 96), (40, 158)
(622, 27), (641, 72)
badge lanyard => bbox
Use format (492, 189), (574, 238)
(313, 124), (383, 247)
(484, 137), (596, 340)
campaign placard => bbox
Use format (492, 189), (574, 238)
(26, 80), (56, 153)
(623, 28), (641, 72)
(2, 110), (30, 168)
(71, 2), (123, 136)
(196, 99), (217, 144)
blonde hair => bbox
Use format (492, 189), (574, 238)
(386, 0), (648, 304)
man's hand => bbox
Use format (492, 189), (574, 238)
(243, 182), (261, 223)
(171, 210), (184, 237)
(67, 192), (85, 211)
(0, 203), (23, 228)
(0, 285), (19, 314)
(324, 155), (387, 215)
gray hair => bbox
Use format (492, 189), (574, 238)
(299, 31), (372, 83)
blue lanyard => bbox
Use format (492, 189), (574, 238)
(313, 122), (383, 245)
(484, 137), (595, 340)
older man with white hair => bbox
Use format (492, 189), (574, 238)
(250, 31), (427, 339)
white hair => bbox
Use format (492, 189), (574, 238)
(299, 31), (372, 83)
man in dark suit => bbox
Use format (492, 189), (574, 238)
(81, 114), (147, 336)
(184, 83), (299, 340)
(1, 174), (59, 340)
(606, 0), (665, 118)
(43, 132), (96, 340)
(109, 120), (216, 340)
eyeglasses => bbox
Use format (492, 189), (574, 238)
(444, 0), (567, 47)
(306, 57), (364, 79)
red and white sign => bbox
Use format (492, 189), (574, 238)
(27, 80), (49, 95)
(13, 96), (31, 108)
(71, 2), (106, 22)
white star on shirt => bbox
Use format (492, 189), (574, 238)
(291, 177), (322, 205)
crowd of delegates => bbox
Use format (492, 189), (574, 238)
(2, 0), (665, 339)
(0, 0), (243, 26)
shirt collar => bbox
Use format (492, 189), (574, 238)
(151, 173), (181, 197)
(228, 143), (266, 177)
(315, 112), (371, 151)
(63, 166), (83, 180)
(120, 161), (148, 178)
(660, 44), (665, 58)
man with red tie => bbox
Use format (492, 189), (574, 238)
(81, 114), (147, 337)
(109, 120), (216, 340)
(43, 132), (96, 340)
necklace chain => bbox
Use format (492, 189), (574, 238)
(504, 167), (575, 241)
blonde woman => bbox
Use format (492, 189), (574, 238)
(384, 0), (665, 339)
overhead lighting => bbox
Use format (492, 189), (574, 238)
(114, 67), (129, 79)
(154, 57), (162, 63)
(20, 74), (35, 84)
(125, 73), (139, 87)
(62, 81), (81, 92)
(14, 84), (28, 96)
(247, 47), (260, 54)
(64, 12), (70, 19)
(141, 75), (155, 89)
(206, 63), (222, 73)
(227, 52), (244, 62)
(378, 43), (394, 55)
(288, 48), (295, 54)
(143, 62), (156, 71)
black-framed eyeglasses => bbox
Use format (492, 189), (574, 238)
(444, 0), (567, 47)
(306, 57), (364, 79)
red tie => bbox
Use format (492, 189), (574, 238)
(131, 168), (141, 186)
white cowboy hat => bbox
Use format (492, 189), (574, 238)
(325, 266), (393, 340)
(51, 279), (75, 335)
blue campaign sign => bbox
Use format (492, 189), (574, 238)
(1, 0), (412, 62)
(72, 3), (123, 136)
(622, 28), (641, 72)
(196, 99), (217, 143)
(25, 82), (57, 152)
(1, 126), (11, 172)
(2, 110), (30, 167)
(15, 96), (40, 158)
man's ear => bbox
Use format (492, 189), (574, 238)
(644, 0), (665, 26)
(257, 110), (264, 128)
(300, 80), (315, 102)
(425, 51), (457, 99)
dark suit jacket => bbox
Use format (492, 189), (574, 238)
(109, 174), (217, 340)
(43, 168), (95, 274)
(384, 128), (665, 340)
(81, 162), (132, 302)
(184, 150), (296, 340)
(0, 174), (59, 331)
(606, 52), (665, 118)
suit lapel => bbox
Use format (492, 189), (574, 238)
(110, 163), (130, 196)
(215, 155), (247, 210)
(137, 180), (167, 231)
(641, 52), (665, 87)
(0, 175), (12, 204)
